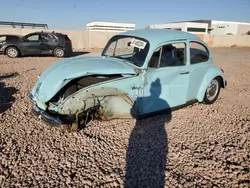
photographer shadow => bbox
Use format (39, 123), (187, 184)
(0, 73), (19, 113)
(125, 78), (172, 188)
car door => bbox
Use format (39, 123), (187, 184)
(21, 33), (42, 55)
(40, 33), (57, 54)
(140, 41), (190, 114)
(187, 41), (211, 101)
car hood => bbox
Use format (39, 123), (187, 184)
(31, 56), (137, 102)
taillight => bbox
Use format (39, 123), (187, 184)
(66, 40), (71, 44)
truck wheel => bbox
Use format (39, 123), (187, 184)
(203, 77), (221, 104)
(6, 47), (20, 58)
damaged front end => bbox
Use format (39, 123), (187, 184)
(28, 73), (138, 131)
(28, 97), (62, 126)
(27, 55), (143, 130)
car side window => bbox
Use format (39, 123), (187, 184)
(190, 42), (209, 64)
(41, 33), (55, 41)
(148, 42), (186, 68)
(148, 47), (161, 68)
(26, 34), (40, 41)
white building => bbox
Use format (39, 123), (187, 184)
(148, 20), (250, 35)
(86, 21), (135, 32)
(148, 22), (208, 34)
(209, 20), (250, 35)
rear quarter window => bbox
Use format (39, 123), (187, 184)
(55, 34), (71, 41)
(41, 33), (56, 41)
(6, 36), (20, 42)
(190, 41), (209, 64)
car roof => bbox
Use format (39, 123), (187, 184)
(32, 31), (65, 35)
(23, 31), (66, 36)
(120, 28), (203, 46)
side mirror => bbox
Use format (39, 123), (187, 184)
(21, 37), (28, 42)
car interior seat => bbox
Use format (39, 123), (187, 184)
(131, 44), (149, 66)
(160, 45), (178, 67)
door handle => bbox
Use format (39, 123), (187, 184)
(179, 71), (190, 75)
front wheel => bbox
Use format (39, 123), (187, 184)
(53, 47), (65, 58)
(203, 77), (221, 104)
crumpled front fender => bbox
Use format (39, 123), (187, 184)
(53, 87), (138, 119)
(30, 56), (137, 103)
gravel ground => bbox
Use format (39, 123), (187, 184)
(0, 48), (249, 188)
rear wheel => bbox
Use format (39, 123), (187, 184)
(6, 46), (20, 58)
(203, 77), (221, 104)
(53, 47), (65, 58)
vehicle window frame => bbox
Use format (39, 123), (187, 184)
(102, 35), (150, 57)
(189, 41), (210, 65)
(53, 33), (64, 41)
(147, 41), (187, 69)
(101, 35), (150, 67)
(41, 33), (55, 42)
(25, 33), (41, 42)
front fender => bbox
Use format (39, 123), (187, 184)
(54, 87), (138, 119)
(197, 66), (226, 102)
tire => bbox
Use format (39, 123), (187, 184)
(203, 77), (221, 104)
(6, 46), (20, 58)
(53, 47), (65, 58)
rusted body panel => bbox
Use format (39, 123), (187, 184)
(56, 87), (137, 119)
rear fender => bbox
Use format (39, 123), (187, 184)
(197, 67), (226, 102)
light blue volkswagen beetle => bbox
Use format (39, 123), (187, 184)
(28, 29), (227, 131)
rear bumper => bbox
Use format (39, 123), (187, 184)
(28, 93), (62, 127)
(64, 46), (73, 55)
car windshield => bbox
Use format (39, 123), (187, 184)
(102, 35), (150, 67)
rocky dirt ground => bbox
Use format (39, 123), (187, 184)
(0, 48), (249, 188)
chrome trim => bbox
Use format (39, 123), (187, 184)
(35, 83), (42, 94)
(28, 93), (36, 102)
(31, 105), (62, 126)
